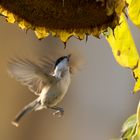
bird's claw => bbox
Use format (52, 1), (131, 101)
(11, 121), (19, 127)
(52, 108), (64, 118)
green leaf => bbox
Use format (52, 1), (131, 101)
(121, 114), (137, 139)
(122, 114), (137, 133)
(119, 102), (140, 140)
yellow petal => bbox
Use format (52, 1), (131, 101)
(0, 6), (4, 13)
(59, 31), (73, 42)
(1, 9), (8, 17)
(106, 13), (139, 69)
(115, 0), (126, 15)
(18, 20), (31, 29)
(51, 31), (57, 36)
(34, 27), (49, 39)
(73, 32), (85, 40)
(6, 13), (16, 23)
(126, 0), (140, 28)
(126, 0), (132, 4)
(134, 79), (140, 93)
(0, 8), (15, 23)
(133, 60), (140, 92)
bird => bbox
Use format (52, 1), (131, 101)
(8, 54), (72, 127)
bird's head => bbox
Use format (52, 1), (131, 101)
(54, 54), (71, 74)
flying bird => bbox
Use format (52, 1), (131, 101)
(8, 55), (72, 127)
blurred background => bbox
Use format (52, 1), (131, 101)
(0, 17), (140, 140)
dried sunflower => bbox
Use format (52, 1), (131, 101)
(0, 0), (125, 41)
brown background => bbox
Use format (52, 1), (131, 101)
(0, 17), (140, 140)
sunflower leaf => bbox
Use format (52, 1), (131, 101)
(106, 13), (140, 92)
(126, 0), (140, 28)
(106, 13), (139, 68)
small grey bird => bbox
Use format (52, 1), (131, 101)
(8, 55), (71, 127)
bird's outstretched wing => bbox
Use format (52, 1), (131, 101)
(8, 58), (57, 95)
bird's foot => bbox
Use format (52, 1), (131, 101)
(11, 121), (19, 127)
(51, 107), (64, 118)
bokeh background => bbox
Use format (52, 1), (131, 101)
(0, 17), (140, 140)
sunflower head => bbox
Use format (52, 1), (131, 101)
(0, 0), (127, 42)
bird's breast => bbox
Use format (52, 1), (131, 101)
(46, 73), (71, 107)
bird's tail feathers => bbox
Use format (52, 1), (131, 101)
(12, 98), (42, 127)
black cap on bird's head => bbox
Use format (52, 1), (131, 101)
(54, 54), (71, 69)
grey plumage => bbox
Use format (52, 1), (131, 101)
(8, 58), (56, 95)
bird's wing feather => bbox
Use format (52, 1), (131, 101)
(8, 58), (57, 95)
